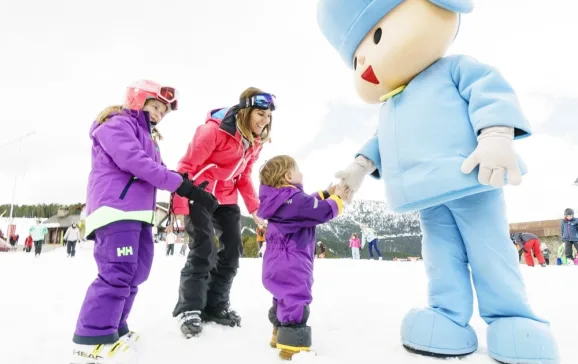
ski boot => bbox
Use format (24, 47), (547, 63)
(119, 330), (140, 349)
(270, 327), (278, 348)
(70, 340), (136, 364)
(201, 307), (241, 327)
(276, 325), (312, 360)
(178, 310), (203, 338)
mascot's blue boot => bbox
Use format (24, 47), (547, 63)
(487, 317), (560, 364)
(401, 308), (478, 357)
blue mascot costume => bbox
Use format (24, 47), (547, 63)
(316, 0), (560, 363)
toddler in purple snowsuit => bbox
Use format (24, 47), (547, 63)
(71, 80), (218, 364)
(257, 155), (349, 360)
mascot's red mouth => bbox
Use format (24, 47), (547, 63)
(361, 66), (379, 84)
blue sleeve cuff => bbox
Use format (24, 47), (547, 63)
(355, 135), (381, 179)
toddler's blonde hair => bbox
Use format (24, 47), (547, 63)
(259, 155), (297, 188)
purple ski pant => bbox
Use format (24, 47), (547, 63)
(73, 221), (154, 345)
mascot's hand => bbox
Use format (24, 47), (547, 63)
(461, 126), (522, 188)
(334, 155), (376, 202)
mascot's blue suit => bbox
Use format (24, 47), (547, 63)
(316, 1), (560, 363)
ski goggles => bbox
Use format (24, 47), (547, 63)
(157, 86), (179, 111)
(240, 93), (276, 111)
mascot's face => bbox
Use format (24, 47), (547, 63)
(353, 0), (459, 103)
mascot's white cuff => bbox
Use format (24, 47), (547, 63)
(355, 155), (376, 174)
(478, 126), (514, 140)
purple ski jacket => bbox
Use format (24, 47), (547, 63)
(84, 109), (183, 238)
(258, 184), (343, 306)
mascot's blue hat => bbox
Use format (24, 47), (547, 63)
(317, 0), (473, 68)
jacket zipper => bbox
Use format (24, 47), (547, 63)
(217, 129), (247, 181)
(119, 177), (136, 200)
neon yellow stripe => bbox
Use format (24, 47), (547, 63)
(318, 190), (325, 200)
(328, 195), (343, 216)
(379, 85), (406, 102)
(276, 343), (311, 351)
(92, 344), (104, 357)
(85, 206), (155, 237)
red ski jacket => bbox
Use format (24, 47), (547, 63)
(172, 107), (264, 215)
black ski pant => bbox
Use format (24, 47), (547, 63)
(66, 240), (77, 257)
(564, 241), (578, 259)
(34, 240), (43, 255)
(166, 244), (174, 256)
(173, 203), (242, 316)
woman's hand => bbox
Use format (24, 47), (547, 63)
(252, 212), (266, 226)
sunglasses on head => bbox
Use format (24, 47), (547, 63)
(240, 93), (276, 111)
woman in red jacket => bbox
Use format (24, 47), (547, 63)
(171, 87), (274, 338)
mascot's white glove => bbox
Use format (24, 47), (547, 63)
(461, 126), (523, 188)
(335, 155), (376, 203)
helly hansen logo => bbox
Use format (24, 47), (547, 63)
(117, 246), (133, 257)
(285, 199), (292, 204)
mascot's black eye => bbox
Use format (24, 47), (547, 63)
(373, 28), (382, 44)
(353, 57), (357, 70)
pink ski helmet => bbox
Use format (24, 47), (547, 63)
(124, 80), (179, 112)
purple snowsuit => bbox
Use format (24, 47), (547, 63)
(73, 110), (182, 345)
(258, 184), (343, 326)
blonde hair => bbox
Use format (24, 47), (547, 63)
(96, 105), (124, 124)
(95, 99), (162, 124)
(236, 87), (272, 145)
(259, 155), (297, 188)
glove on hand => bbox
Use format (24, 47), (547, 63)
(334, 156), (376, 203)
(461, 126), (523, 188)
(175, 173), (219, 213)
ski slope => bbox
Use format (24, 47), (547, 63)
(0, 242), (572, 363)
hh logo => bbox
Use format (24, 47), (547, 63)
(117, 246), (133, 257)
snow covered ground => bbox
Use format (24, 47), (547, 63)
(0, 242), (573, 364)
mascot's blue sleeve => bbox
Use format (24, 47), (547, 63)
(356, 134), (382, 179)
(450, 55), (532, 139)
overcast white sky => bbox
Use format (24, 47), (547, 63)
(0, 0), (577, 223)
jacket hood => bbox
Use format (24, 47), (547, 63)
(257, 184), (302, 220)
(89, 109), (150, 137)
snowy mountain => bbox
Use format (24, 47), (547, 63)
(314, 200), (422, 258)
(241, 200), (423, 259)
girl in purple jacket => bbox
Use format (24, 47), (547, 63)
(70, 80), (219, 364)
(257, 155), (349, 360)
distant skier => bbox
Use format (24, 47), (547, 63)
(360, 224), (382, 260)
(165, 225), (178, 256)
(257, 155), (349, 359)
(349, 233), (361, 260)
(511, 232), (547, 267)
(24, 234), (33, 253)
(316, 241), (327, 258)
(256, 224), (267, 257)
(561, 208), (578, 265)
(63, 222), (82, 258)
(29, 219), (47, 257)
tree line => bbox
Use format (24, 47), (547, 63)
(0, 203), (85, 218)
